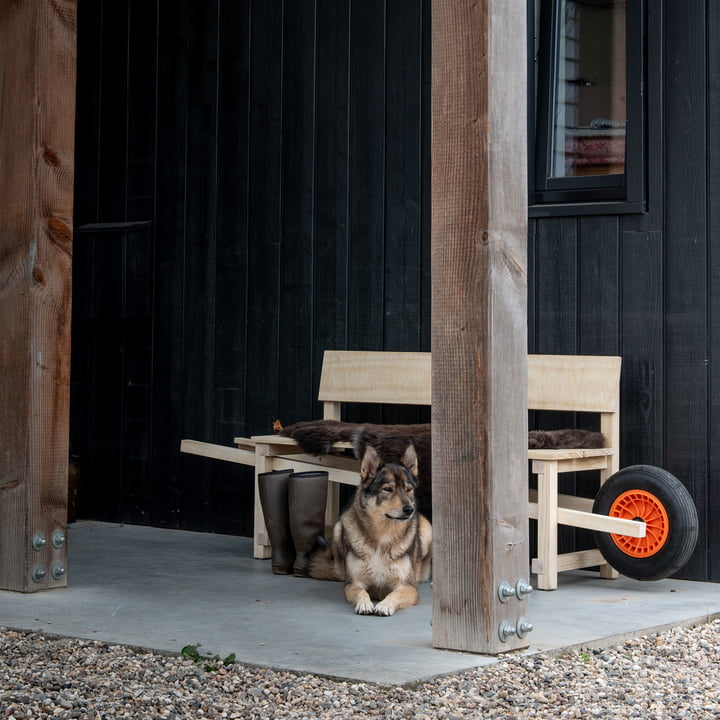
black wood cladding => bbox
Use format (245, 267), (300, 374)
(72, 0), (720, 581)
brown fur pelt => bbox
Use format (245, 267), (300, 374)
(274, 420), (605, 521)
(527, 428), (606, 449)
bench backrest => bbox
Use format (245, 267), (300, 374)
(318, 351), (432, 416)
(319, 350), (620, 449)
(527, 354), (621, 414)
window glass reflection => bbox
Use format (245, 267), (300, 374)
(551, 0), (626, 178)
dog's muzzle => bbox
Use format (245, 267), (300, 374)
(385, 505), (415, 521)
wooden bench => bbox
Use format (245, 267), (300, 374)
(181, 350), (645, 590)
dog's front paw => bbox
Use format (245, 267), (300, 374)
(373, 601), (396, 617)
(354, 599), (376, 615)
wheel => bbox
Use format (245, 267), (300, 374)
(592, 465), (698, 581)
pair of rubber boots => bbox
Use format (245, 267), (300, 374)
(257, 469), (328, 576)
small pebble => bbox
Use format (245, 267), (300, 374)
(0, 622), (719, 718)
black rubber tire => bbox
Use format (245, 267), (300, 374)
(592, 465), (698, 581)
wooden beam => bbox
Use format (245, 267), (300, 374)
(431, 0), (529, 652)
(0, 0), (76, 591)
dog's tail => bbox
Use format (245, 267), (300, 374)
(306, 536), (344, 582)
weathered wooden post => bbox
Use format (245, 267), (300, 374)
(0, 0), (76, 591)
(431, 0), (529, 652)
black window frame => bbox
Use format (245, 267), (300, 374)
(528, 0), (646, 217)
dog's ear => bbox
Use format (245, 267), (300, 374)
(359, 444), (382, 483)
(401, 443), (419, 478)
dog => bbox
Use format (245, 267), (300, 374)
(307, 442), (432, 616)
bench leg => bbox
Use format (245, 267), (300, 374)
(533, 460), (559, 590)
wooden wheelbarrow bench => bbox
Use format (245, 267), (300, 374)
(181, 350), (646, 590)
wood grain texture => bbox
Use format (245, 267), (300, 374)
(0, 0), (75, 591)
(431, 0), (528, 653)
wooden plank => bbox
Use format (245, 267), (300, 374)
(709, 2), (720, 583)
(556, 508), (645, 537)
(95, 0), (128, 222)
(620, 231), (664, 468)
(151, 0), (191, 528)
(555, 549), (606, 573)
(528, 489), (594, 513)
(527, 503), (644, 537)
(312, 0), (350, 401)
(245, 0), (283, 432)
(663, 0), (708, 581)
(318, 351), (432, 405)
(533, 549), (607, 575)
(534, 218), (578, 355)
(419, 0), (432, 355)
(431, 0), (528, 653)
(528, 448), (613, 462)
(0, 0), (76, 591)
(578, 216), (620, 357)
(347, 0), (386, 356)
(278, 0), (317, 425)
(384, 0), (423, 354)
(181, 0), (219, 531)
(213, 0), (253, 537)
(249, 434), (354, 452)
(180, 440), (256, 466)
(72, 0), (101, 227)
(527, 355), (621, 413)
(531, 456), (610, 474)
(535, 461), (559, 591)
(126, 0), (157, 222)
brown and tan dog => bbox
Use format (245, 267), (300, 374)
(307, 443), (432, 616)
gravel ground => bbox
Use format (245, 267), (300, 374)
(1, 621), (719, 719)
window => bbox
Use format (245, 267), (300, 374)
(530, 0), (645, 214)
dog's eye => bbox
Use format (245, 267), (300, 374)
(381, 485), (393, 493)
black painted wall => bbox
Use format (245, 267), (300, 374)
(529, 1), (720, 582)
(71, 0), (431, 536)
(72, 0), (720, 582)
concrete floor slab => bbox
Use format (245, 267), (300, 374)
(1, 522), (718, 686)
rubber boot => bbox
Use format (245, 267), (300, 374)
(257, 469), (295, 575)
(288, 471), (329, 577)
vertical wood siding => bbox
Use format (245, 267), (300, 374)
(529, 1), (719, 581)
(73, 0), (720, 581)
(71, 0), (431, 536)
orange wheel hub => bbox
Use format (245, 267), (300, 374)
(609, 489), (670, 558)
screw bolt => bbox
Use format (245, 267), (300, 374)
(498, 620), (517, 643)
(497, 581), (517, 603)
(516, 578), (534, 600)
(52, 530), (66, 549)
(31, 565), (47, 583)
(32, 533), (47, 551)
(51, 563), (66, 580)
(517, 617), (534, 638)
